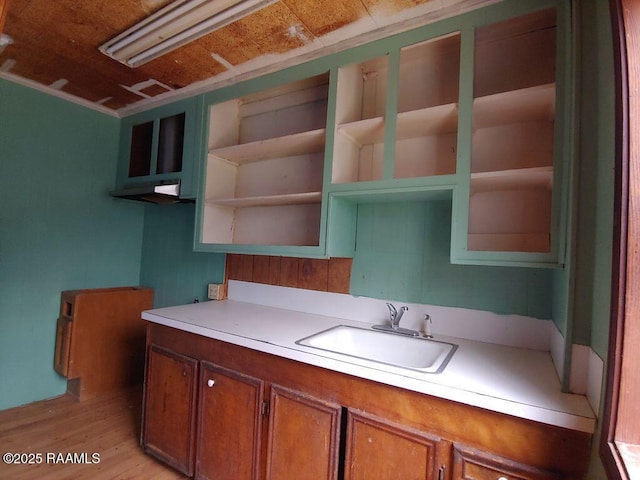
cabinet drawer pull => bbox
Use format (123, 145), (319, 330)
(498, 477), (508, 480)
(207, 379), (215, 388)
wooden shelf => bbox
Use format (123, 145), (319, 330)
(201, 73), (329, 252)
(396, 103), (458, 140)
(336, 103), (459, 148)
(207, 191), (322, 208)
(470, 166), (553, 193)
(336, 117), (385, 146)
(209, 129), (326, 165)
(473, 84), (555, 129)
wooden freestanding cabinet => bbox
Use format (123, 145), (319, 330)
(54, 286), (154, 400)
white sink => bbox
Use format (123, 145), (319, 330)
(296, 325), (457, 374)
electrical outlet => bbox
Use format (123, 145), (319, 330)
(207, 283), (223, 300)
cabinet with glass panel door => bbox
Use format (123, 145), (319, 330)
(114, 97), (200, 201)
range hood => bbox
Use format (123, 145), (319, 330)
(110, 179), (194, 204)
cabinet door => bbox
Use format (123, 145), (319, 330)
(265, 385), (342, 480)
(142, 344), (198, 476)
(345, 409), (441, 480)
(452, 444), (561, 480)
(196, 362), (265, 480)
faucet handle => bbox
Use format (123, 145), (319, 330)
(386, 302), (397, 319)
(396, 306), (408, 324)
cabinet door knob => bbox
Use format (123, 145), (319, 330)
(207, 379), (215, 388)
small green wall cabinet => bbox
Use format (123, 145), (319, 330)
(115, 97), (201, 200)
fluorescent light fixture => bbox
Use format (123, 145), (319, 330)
(99, 0), (277, 68)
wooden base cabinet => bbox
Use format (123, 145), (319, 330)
(142, 324), (591, 480)
(142, 334), (342, 480)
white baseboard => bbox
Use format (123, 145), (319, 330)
(570, 344), (591, 394)
(587, 349), (604, 415)
(549, 321), (603, 416)
(550, 323), (566, 380)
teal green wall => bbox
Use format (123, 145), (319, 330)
(0, 80), (227, 411)
(351, 201), (553, 318)
(140, 203), (225, 308)
(0, 79), (145, 410)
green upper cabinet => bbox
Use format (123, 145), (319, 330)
(329, 33), (460, 190)
(192, 0), (573, 264)
(450, 3), (572, 267)
(115, 97), (201, 200)
(194, 71), (332, 257)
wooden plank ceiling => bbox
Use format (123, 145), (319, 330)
(0, 0), (498, 113)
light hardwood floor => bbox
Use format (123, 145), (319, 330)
(0, 386), (186, 480)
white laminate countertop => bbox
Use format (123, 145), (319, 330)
(142, 299), (595, 433)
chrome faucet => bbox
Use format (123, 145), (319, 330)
(373, 303), (418, 336)
(387, 302), (408, 330)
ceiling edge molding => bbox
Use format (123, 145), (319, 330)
(0, 72), (120, 117)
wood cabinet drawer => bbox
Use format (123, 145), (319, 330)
(452, 445), (561, 480)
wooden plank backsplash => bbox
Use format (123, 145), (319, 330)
(227, 255), (352, 294)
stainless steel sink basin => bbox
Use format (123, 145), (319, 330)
(296, 325), (457, 374)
